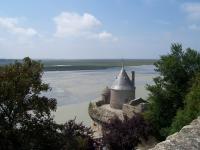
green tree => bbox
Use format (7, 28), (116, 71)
(145, 43), (200, 139)
(170, 73), (200, 134)
(0, 57), (96, 150)
(0, 57), (57, 128)
(0, 57), (58, 149)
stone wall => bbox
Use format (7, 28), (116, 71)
(110, 90), (133, 109)
(150, 116), (200, 150)
(122, 104), (136, 118)
(122, 102), (148, 118)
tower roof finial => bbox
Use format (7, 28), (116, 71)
(111, 59), (133, 90)
(121, 59), (124, 70)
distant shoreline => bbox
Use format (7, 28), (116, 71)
(0, 59), (156, 71)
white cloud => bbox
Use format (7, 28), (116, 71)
(188, 24), (200, 31)
(53, 11), (117, 42)
(98, 31), (112, 39)
(54, 12), (101, 37)
(98, 31), (118, 41)
(87, 31), (117, 42)
(0, 17), (38, 36)
(182, 3), (200, 20)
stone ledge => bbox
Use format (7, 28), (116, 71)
(89, 102), (124, 124)
(150, 116), (200, 150)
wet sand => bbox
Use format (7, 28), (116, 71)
(43, 65), (157, 126)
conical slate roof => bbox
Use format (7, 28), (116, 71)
(111, 66), (133, 90)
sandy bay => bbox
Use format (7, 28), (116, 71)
(42, 65), (157, 126)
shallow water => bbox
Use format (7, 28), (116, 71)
(42, 65), (157, 126)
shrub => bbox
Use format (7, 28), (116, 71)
(102, 115), (152, 150)
(170, 73), (200, 134)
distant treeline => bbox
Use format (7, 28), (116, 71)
(0, 59), (156, 71)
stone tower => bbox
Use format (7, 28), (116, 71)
(110, 66), (135, 109)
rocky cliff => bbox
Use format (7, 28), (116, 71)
(150, 116), (200, 150)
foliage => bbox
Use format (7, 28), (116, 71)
(0, 57), (96, 150)
(102, 115), (152, 150)
(61, 119), (95, 150)
(170, 73), (200, 134)
(0, 57), (56, 126)
(145, 43), (200, 139)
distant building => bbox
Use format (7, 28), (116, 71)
(88, 65), (148, 138)
(110, 65), (135, 109)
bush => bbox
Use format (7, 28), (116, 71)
(170, 73), (200, 134)
(102, 115), (152, 150)
(61, 119), (95, 150)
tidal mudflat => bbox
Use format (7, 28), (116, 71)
(42, 65), (157, 126)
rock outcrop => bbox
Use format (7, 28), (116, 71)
(88, 100), (124, 124)
(150, 116), (200, 150)
(88, 98), (148, 124)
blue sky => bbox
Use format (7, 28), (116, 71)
(0, 0), (200, 59)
